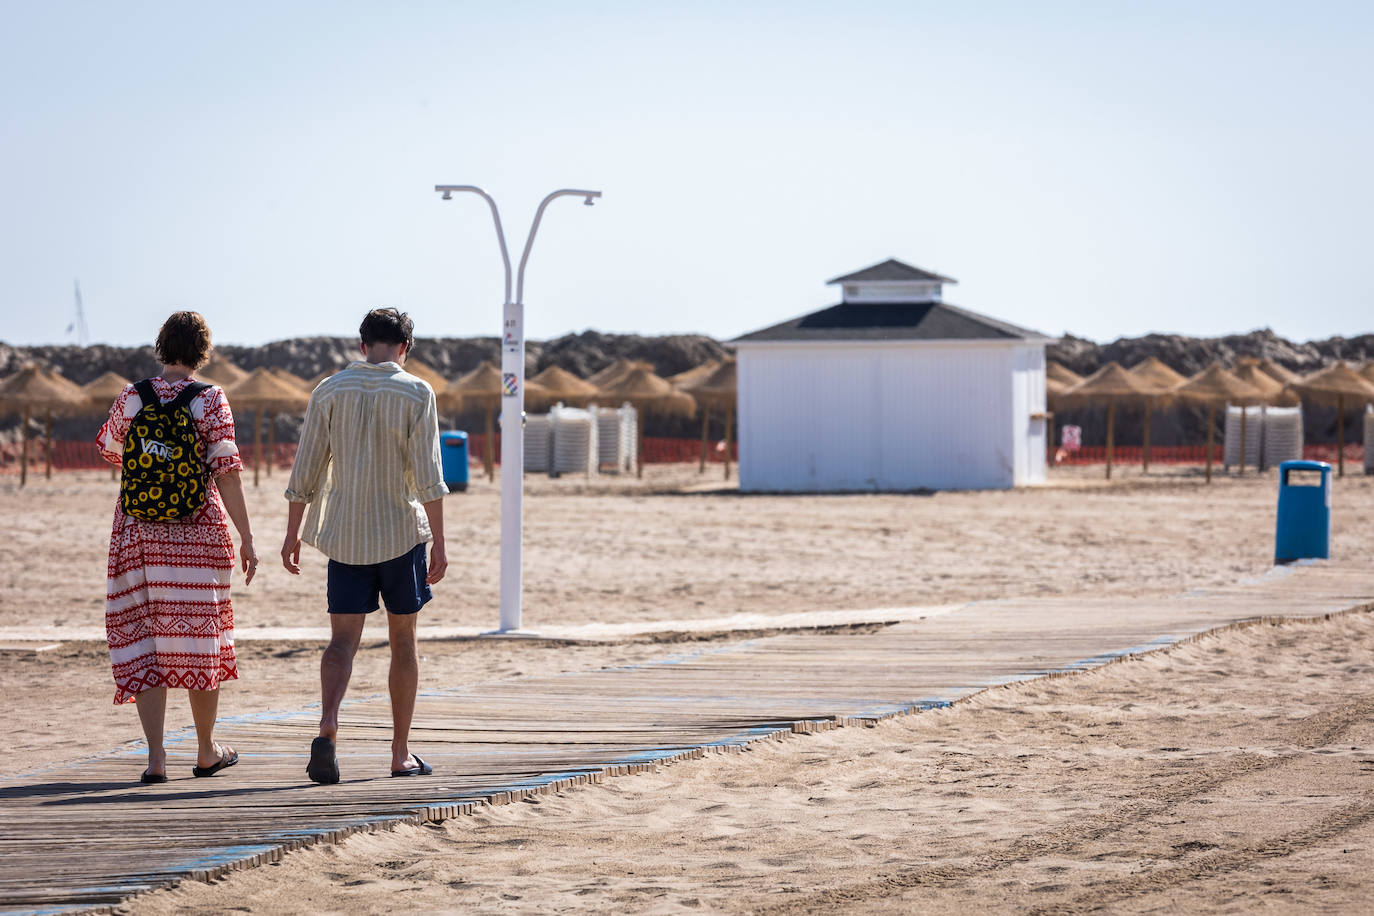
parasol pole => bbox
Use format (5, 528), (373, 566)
(1205, 403), (1215, 483)
(1105, 399), (1115, 480)
(698, 406), (709, 473)
(1142, 404), (1151, 474)
(724, 403), (734, 481)
(44, 409), (53, 479)
(1258, 404), (1267, 471)
(253, 408), (263, 487)
(484, 405), (495, 482)
(1239, 403), (1247, 475)
(266, 410), (275, 477)
(1337, 394), (1345, 477)
(636, 404), (645, 479)
(19, 407), (29, 488)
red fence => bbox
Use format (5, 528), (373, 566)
(0, 437), (742, 475)
(1055, 443), (1366, 466)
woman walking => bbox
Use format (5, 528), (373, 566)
(97, 312), (258, 783)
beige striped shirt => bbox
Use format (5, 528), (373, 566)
(285, 360), (448, 565)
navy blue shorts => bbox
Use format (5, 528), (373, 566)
(327, 543), (431, 615)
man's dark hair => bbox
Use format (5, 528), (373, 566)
(360, 308), (414, 350)
(155, 311), (213, 369)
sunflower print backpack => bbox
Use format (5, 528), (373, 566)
(120, 379), (212, 522)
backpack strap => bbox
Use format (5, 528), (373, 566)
(132, 379), (159, 409)
(168, 381), (211, 410)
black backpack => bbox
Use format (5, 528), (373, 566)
(120, 379), (212, 522)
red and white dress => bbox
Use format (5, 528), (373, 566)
(98, 378), (243, 705)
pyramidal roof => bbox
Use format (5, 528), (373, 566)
(827, 258), (957, 286)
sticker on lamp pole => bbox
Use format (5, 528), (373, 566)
(502, 373), (519, 397)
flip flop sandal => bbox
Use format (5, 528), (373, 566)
(192, 747), (239, 778)
(140, 769), (168, 784)
(391, 754), (433, 777)
(307, 736), (341, 785)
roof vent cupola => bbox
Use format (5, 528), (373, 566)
(828, 258), (956, 304)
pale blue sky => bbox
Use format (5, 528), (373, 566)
(2, 1), (1371, 347)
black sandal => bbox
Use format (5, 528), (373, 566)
(191, 747), (239, 778)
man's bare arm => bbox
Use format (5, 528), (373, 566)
(281, 501), (307, 575)
(422, 497), (446, 585)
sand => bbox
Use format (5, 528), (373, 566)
(2, 463), (1372, 911)
(125, 611), (1374, 914)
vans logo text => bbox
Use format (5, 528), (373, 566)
(141, 440), (174, 459)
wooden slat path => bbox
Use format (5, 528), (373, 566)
(2, 562), (1371, 914)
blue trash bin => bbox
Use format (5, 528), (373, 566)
(1274, 460), (1331, 563)
(440, 431), (470, 492)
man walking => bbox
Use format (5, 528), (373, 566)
(282, 308), (448, 784)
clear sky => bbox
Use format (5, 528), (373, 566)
(2, 1), (1371, 348)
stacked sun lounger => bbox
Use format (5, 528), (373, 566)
(1224, 405), (1302, 471)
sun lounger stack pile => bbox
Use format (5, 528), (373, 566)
(1262, 406), (1303, 469)
(549, 404), (598, 477)
(1365, 407), (1373, 474)
(591, 404), (636, 474)
(1223, 406), (1263, 469)
(523, 413), (553, 473)
(1224, 405), (1303, 471)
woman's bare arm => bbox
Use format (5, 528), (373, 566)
(215, 470), (258, 585)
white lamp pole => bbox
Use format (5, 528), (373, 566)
(435, 185), (602, 633)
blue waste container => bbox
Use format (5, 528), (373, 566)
(440, 431), (469, 492)
(1274, 460), (1330, 563)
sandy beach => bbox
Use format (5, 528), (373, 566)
(2, 464), (1372, 912)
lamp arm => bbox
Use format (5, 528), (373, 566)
(515, 189), (602, 304)
(435, 185), (514, 304)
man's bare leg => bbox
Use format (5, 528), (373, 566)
(386, 611), (420, 772)
(320, 614), (366, 743)
(134, 686), (168, 777)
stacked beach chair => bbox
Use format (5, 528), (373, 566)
(1225, 405), (1302, 470)
(592, 404), (637, 473)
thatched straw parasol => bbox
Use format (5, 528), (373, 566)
(269, 368), (313, 393)
(82, 371), (131, 412)
(528, 365), (600, 407)
(1172, 363), (1263, 483)
(308, 368), (340, 388)
(596, 366), (696, 478)
(226, 368), (310, 485)
(0, 366), (89, 485)
(1128, 358), (1186, 473)
(403, 357), (450, 393)
(682, 358), (737, 479)
(198, 356), (248, 388)
(1358, 360), (1374, 386)
(1232, 359), (1296, 472)
(1057, 362), (1159, 479)
(1283, 362), (1374, 477)
(1043, 363), (1084, 466)
(1257, 359), (1301, 386)
(83, 371), (131, 480)
(1046, 360), (1083, 388)
(445, 362), (553, 481)
(587, 359), (652, 390)
(668, 359), (721, 391)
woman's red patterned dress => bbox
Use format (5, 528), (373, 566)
(98, 377), (244, 704)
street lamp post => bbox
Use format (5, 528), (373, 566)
(435, 185), (602, 633)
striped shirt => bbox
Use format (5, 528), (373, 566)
(285, 360), (448, 565)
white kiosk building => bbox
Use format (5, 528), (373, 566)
(733, 259), (1049, 491)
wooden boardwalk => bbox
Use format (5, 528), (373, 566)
(2, 562), (1371, 914)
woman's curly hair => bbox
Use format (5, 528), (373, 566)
(155, 311), (213, 369)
